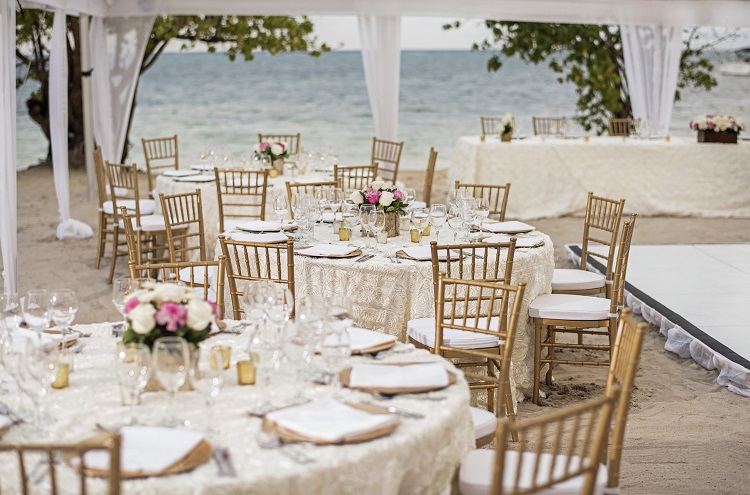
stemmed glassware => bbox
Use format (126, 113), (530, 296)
(369, 210), (386, 250)
(429, 204), (447, 242)
(49, 289), (78, 346)
(112, 278), (153, 331)
(460, 198), (477, 241)
(273, 194), (290, 224)
(411, 207), (430, 245)
(319, 300), (353, 387)
(328, 188), (343, 219)
(474, 198), (490, 225)
(189, 345), (224, 435)
(116, 342), (151, 425)
(1, 293), (21, 330)
(447, 205), (463, 243)
(153, 336), (190, 427)
(448, 189), (464, 209)
(405, 188), (417, 204)
(22, 290), (51, 343)
(341, 203), (360, 245)
(23, 339), (61, 431)
(359, 204), (376, 252)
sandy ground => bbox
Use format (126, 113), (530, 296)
(4, 165), (750, 494)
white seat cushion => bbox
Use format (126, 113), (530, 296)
(179, 266), (218, 287)
(407, 317), (504, 349)
(118, 214), (166, 232)
(470, 407), (497, 441)
(552, 268), (605, 291)
(103, 199), (155, 216)
(410, 200), (427, 209)
(459, 449), (607, 495)
(192, 287), (216, 303)
(529, 294), (612, 321)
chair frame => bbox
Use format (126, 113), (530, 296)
(608, 118), (641, 137)
(532, 116), (565, 136)
(142, 134), (179, 192)
(481, 116), (518, 138)
(285, 180), (342, 220)
(455, 181), (511, 222)
(215, 168), (269, 232)
(94, 146), (115, 269)
(333, 164), (378, 191)
(422, 147), (438, 208)
(370, 137), (404, 184)
(258, 133), (301, 155)
(159, 189), (206, 263)
(219, 236), (296, 320)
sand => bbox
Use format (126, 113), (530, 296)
(5, 165), (750, 494)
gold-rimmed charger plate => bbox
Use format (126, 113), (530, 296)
(43, 330), (78, 349)
(339, 363), (457, 394)
(295, 248), (362, 259)
(350, 339), (396, 355)
(262, 402), (399, 445)
(0, 420), (12, 437)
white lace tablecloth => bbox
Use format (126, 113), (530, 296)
(448, 136), (750, 219)
(0, 322), (473, 495)
(215, 228), (555, 400)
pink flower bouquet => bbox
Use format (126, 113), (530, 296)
(253, 140), (289, 161)
(350, 180), (409, 215)
(689, 114), (745, 134)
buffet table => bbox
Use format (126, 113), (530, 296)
(449, 136), (750, 219)
(0, 322), (473, 495)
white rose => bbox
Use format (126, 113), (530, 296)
(253, 144), (261, 153)
(186, 298), (214, 331)
(350, 190), (364, 205)
(270, 144), (283, 156)
(129, 303), (156, 335)
(152, 284), (186, 304)
(379, 190), (395, 207)
(370, 180), (385, 191)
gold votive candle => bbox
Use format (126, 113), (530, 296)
(211, 345), (232, 370)
(410, 229), (421, 243)
(52, 363), (70, 389)
(480, 135), (486, 142)
(583, 136), (590, 142)
(665, 136), (671, 143)
(237, 359), (256, 385)
(268, 169), (278, 179)
(422, 225), (431, 236)
(339, 227), (351, 241)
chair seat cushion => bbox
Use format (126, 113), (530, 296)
(459, 449), (607, 495)
(407, 317), (504, 349)
(103, 199), (155, 216)
(192, 287), (216, 303)
(470, 407), (497, 441)
(118, 214), (166, 232)
(552, 269), (605, 291)
(529, 294), (612, 321)
(179, 267), (218, 287)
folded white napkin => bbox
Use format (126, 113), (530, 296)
(349, 362), (449, 389)
(11, 327), (71, 352)
(237, 220), (283, 232)
(0, 415), (12, 432)
(228, 232), (289, 244)
(293, 176), (328, 184)
(321, 212), (344, 223)
(402, 246), (461, 261)
(266, 398), (398, 443)
(82, 426), (205, 474)
(481, 221), (535, 234)
(482, 235), (544, 248)
(190, 164), (215, 171)
(162, 170), (199, 178)
(348, 327), (397, 352)
(296, 244), (358, 257)
(173, 175), (215, 183)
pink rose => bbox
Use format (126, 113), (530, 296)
(260, 142), (270, 151)
(393, 190), (405, 201)
(278, 142), (286, 149)
(206, 300), (219, 316)
(364, 187), (381, 205)
(123, 296), (140, 315)
(155, 302), (187, 331)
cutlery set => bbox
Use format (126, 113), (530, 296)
(212, 447), (238, 476)
(354, 253), (376, 263)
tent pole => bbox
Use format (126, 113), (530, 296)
(80, 14), (96, 202)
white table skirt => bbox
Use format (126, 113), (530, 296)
(448, 136), (750, 219)
(0, 322), (474, 495)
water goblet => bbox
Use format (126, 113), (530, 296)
(22, 290), (51, 341)
(405, 188), (417, 204)
(115, 343), (151, 424)
(369, 210), (386, 250)
(410, 207), (430, 245)
(319, 323), (351, 389)
(429, 204), (447, 242)
(49, 289), (78, 346)
(189, 346), (224, 435)
(359, 204), (375, 251)
(153, 336), (190, 427)
(328, 188), (344, 215)
(341, 203), (361, 245)
(447, 205), (463, 243)
(273, 194), (290, 224)
(1, 293), (22, 330)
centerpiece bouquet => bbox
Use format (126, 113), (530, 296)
(350, 180), (409, 237)
(253, 140), (289, 161)
(690, 114), (745, 143)
(121, 283), (218, 350)
(499, 113), (514, 136)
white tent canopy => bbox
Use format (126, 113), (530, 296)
(3, 0), (750, 294)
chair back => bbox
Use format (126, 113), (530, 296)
(334, 164), (378, 191)
(422, 147), (438, 207)
(581, 192), (626, 284)
(0, 432), (122, 495)
(371, 137), (404, 184)
(455, 181), (511, 222)
(492, 389), (619, 495)
(218, 236), (295, 319)
(106, 162), (142, 227)
(285, 180), (342, 219)
(481, 116), (517, 137)
(119, 207), (140, 265)
(532, 116), (565, 136)
(159, 189), (206, 263)
(215, 168), (269, 232)
(605, 308), (647, 491)
(608, 118), (640, 137)
(93, 146), (108, 207)
(141, 135), (179, 191)
(258, 133), (301, 155)
(609, 214), (637, 312)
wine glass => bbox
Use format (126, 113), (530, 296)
(447, 205), (463, 243)
(153, 336), (190, 427)
(273, 194), (290, 224)
(405, 188), (417, 204)
(460, 198), (477, 240)
(411, 207), (430, 245)
(429, 204), (447, 242)
(281, 321), (314, 385)
(328, 188), (344, 216)
(369, 210), (386, 251)
(264, 285), (294, 328)
(189, 346), (224, 435)
(319, 323), (351, 388)
(115, 343), (151, 425)
(49, 289), (78, 346)
(23, 340), (60, 430)
(359, 204), (375, 251)
(313, 186), (329, 212)
(341, 203), (361, 246)
(474, 198), (490, 223)
(1, 293), (21, 330)
(448, 189), (463, 209)
(22, 290), (51, 341)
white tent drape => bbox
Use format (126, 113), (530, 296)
(50, 9), (93, 240)
(0, 0), (17, 294)
(90, 15), (154, 163)
(358, 15), (401, 142)
(621, 25), (683, 136)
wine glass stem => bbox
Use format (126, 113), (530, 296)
(129, 391), (138, 424)
(418, 230), (424, 245)
(169, 389), (178, 426)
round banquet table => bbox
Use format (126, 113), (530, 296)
(0, 322), (474, 495)
(215, 226), (555, 401)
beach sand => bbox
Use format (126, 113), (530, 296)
(6, 165), (750, 494)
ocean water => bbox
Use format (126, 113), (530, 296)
(15, 50), (750, 171)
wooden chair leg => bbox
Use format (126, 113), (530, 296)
(533, 319), (542, 405)
(608, 318), (617, 360)
(486, 359), (495, 413)
(96, 211), (106, 269)
(546, 328), (555, 385)
(108, 226), (120, 283)
(504, 388), (518, 442)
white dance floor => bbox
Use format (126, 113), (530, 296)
(565, 243), (750, 397)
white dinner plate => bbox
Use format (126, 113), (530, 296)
(173, 175), (216, 183)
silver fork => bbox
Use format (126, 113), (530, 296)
(257, 429), (315, 464)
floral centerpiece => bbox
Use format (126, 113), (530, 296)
(499, 113), (514, 142)
(350, 180), (409, 237)
(690, 114), (745, 144)
(254, 140), (289, 172)
(122, 284), (218, 350)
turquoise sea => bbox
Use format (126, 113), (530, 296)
(15, 50), (750, 171)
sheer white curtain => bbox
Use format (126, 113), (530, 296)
(357, 15), (401, 142)
(0, 0), (17, 294)
(621, 25), (683, 136)
(50, 9), (94, 240)
(90, 15), (155, 163)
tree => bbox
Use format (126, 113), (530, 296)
(16, 12), (330, 167)
(446, 22), (721, 133)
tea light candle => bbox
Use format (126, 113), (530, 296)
(339, 227), (351, 241)
(410, 229), (421, 243)
(52, 363), (70, 389)
(237, 360), (256, 385)
(211, 345), (232, 370)
(268, 169), (278, 179)
(376, 232), (387, 244)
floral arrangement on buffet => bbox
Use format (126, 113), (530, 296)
(121, 284), (218, 349)
(689, 114), (745, 134)
(350, 180), (410, 215)
(499, 113), (515, 135)
(253, 140), (289, 161)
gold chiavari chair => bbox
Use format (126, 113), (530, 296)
(119, 207), (140, 266)
(128, 258), (226, 313)
(552, 192), (625, 297)
(142, 135), (179, 192)
(433, 274), (526, 446)
(219, 236), (295, 320)
(258, 133), (301, 155)
(0, 432), (122, 495)
(608, 118), (640, 137)
(370, 137), (404, 184)
(94, 146), (116, 269)
(333, 164), (378, 191)
(455, 181), (511, 222)
(481, 116), (518, 138)
(532, 116), (565, 136)
(215, 168), (269, 233)
(159, 190), (206, 263)
(421, 147), (438, 208)
(106, 162), (167, 283)
(458, 388), (619, 495)
(285, 180), (342, 220)
(529, 215), (637, 404)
